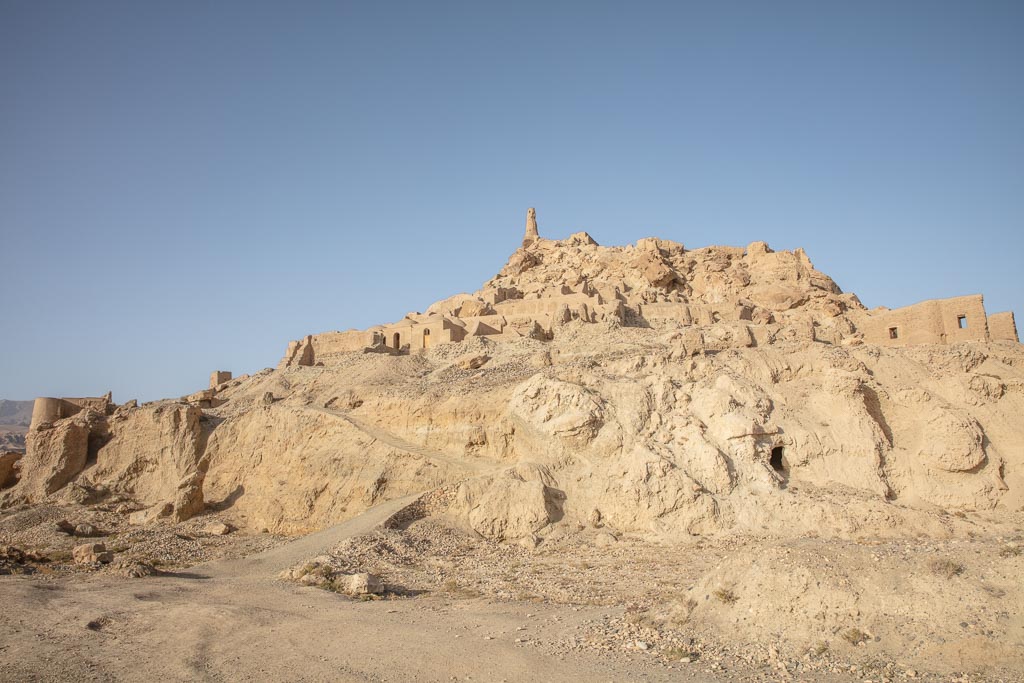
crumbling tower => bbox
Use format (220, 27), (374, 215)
(523, 207), (539, 247)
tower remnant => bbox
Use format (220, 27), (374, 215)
(523, 207), (539, 246)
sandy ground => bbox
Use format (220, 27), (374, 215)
(0, 496), (921, 683)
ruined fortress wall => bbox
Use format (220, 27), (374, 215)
(376, 319), (464, 350)
(861, 295), (989, 346)
(28, 398), (67, 430)
(310, 331), (371, 356)
(494, 294), (594, 318)
(459, 315), (505, 336)
(637, 303), (690, 322)
(989, 311), (1019, 343)
(209, 371), (232, 389)
(28, 396), (112, 430)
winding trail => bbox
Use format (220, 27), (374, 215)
(195, 492), (423, 579)
(309, 404), (499, 474)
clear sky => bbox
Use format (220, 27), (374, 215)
(1, 1), (1022, 402)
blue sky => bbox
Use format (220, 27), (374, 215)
(1, 1), (1022, 402)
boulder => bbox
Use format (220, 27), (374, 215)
(72, 542), (112, 564)
(74, 523), (100, 537)
(114, 561), (157, 578)
(458, 354), (491, 370)
(342, 572), (384, 596)
(203, 521), (233, 536)
(452, 466), (562, 541)
(0, 451), (22, 489)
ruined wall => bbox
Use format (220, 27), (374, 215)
(311, 330), (372, 356)
(279, 335), (316, 368)
(860, 295), (990, 347)
(29, 395), (113, 430)
(377, 318), (465, 351)
(989, 311), (1019, 343)
(209, 371), (232, 389)
(494, 293), (596, 318)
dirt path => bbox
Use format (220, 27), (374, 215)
(195, 492), (422, 579)
(309, 405), (498, 474)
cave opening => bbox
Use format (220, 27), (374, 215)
(770, 446), (786, 472)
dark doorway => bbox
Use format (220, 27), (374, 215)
(770, 446), (786, 472)
(393, 332), (400, 349)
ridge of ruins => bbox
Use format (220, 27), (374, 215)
(276, 209), (1018, 370)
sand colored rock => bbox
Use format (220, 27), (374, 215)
(15, 415), (92, 501)
(451, 465), (562, 541)
(203, 521), (233, 535)
(343, 572), (384, 595)
(72, 542), (112, 564)
(0, 451), (21, 489)
(2, 212), (1023, 682)
(88, 403), (207, 521)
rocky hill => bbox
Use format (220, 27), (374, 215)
(2, 217), (1022, 679)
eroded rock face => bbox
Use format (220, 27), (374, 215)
(0, 451), (22, 489)
(15, 415), (92, 501)
(91, 404), (207, 522)
(14, 230), (1018, 547)
(451, 465), (562, 541)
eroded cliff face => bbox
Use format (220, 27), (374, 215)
(170, 318), (1021, 541)
(5, 235), (1022, 542)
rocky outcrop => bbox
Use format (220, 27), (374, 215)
(12, 412), (96, 501)
(91, 403), (207, 522)
(450, 464), (563, 541)
(72, 542), (112, 564)
(0, 451), (21, 489)
(13, 225), (1018, 547)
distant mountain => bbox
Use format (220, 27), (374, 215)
(0, 399), (33, 453)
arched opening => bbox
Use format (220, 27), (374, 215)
(423, 328), (432, 349)
(393, 332), (401, 349)
(770, 446), (786, 472)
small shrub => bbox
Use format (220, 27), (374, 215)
(998, 545), (1021, 558)
(841, 628), (870, 646)
(46, 550), (73, 563)
(929, 558), (965, 578)
(441, 579), (481, 599)
(713, 588), (738, 604)
(810, 641), (829, 657)
(662, 646), (698, 661)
